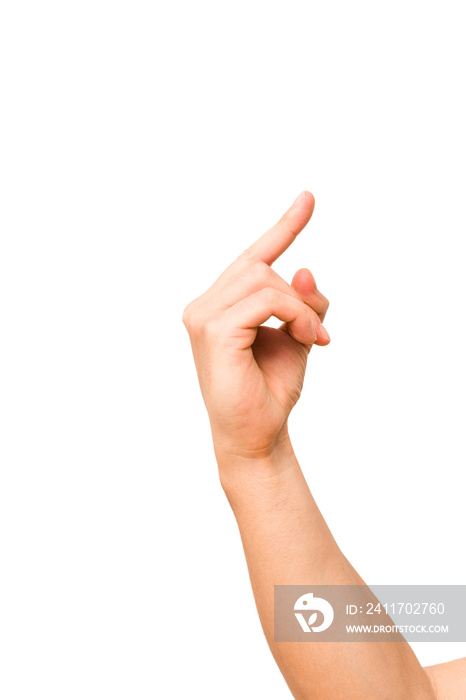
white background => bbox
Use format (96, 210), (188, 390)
(1, 1), (465, 698)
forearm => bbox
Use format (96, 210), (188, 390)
(217, 437), (436, 700)
(218, 437), (362, 594)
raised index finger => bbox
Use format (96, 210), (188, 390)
(245, 191), (315, 265)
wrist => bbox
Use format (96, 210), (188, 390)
(214, 431), (299, 504)
(212, 422), (292, 463)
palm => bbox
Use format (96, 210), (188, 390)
(252, 326), (309, 413)
(213, 326), (309, 453)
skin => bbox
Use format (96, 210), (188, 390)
(182, 191), (465, 699)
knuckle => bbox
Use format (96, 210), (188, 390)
(278, 211), (289, 227)
(182, 301), (202, 333)
(278, 213), (298, 239)
(260, 286), (277, 305)
(254, 261), (272, 283)
(239, 246), (259, 263)
(182, 302), (193, 328)
(201, 314), (221, 339)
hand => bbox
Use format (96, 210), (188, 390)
(182, 191), (330, 461)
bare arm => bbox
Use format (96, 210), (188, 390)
(425, 659), (466, 700)
(183, 192), (461, 699)
(218, 444), (435, 700)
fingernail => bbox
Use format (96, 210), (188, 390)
(320, 325), (330, 342)
(293, 191), (307, 205)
